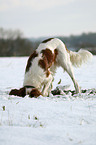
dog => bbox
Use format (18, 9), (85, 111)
(9, 38), (92, 97)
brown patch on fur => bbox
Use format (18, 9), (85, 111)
(9, 87), (26, 97)
(65, 45), (70, 53)
(29, 88), (42, 98)
(42, 38), (54, 43)
(39, 48), (58, 77)
(25, 51), (38, 73)
(39, 48), (55, 77)
(41, 48), (54, 66)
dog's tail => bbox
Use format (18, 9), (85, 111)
(69, 49), (93, 67)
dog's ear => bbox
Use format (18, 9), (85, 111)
(9, 87), (26, 97)
(29, 88), (42, 98)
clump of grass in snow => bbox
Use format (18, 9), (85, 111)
(2, 106), (5, 111)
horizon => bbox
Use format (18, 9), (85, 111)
(1, 27), (96, 39)
(28, 31), (96, 39)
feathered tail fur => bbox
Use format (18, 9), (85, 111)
(69, 49), (93, 67)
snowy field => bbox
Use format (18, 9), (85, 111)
(0, 56), (96, 145)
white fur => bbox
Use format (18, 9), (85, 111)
(23, 38), (93, 96)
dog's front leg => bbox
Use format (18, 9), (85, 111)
(42, 75), (53, 96)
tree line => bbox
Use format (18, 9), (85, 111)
(0, 27), (96, 56)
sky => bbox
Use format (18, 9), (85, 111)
(0, 0), (96, 38)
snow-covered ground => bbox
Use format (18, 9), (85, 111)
(0, 56), (96, 145)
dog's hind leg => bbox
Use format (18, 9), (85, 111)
(59, 59), (81, 94)
(67, 69), (81, 94)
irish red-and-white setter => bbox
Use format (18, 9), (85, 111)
(9, 38), (92, 97)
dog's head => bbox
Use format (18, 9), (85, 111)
(9, 87), (42, 98)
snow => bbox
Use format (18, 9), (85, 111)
(0, 56), (96, 145)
